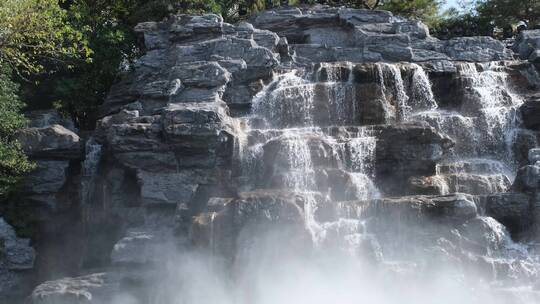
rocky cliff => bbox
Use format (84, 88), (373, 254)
(3, 5), (540, 304)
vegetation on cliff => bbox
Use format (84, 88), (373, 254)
(0, 68), (34, 199)
(0, 0), (88, 200)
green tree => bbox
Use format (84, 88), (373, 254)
(24, 0), (222, 129)
(476, 0), (540, 27)
(0, 0), (88, 199)
(476, 0), (540, 28)
(0, 0), (90, 76)
(0, 66), (34, 199)
(381, 0), (442, 26)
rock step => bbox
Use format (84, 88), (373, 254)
(436, 159), (511, 175)
(408, 173), (511, 196)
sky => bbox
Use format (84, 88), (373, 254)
(440, 0), (479, 12)
(441, 0), (462, 11)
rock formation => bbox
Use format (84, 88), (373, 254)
(2, 5), (540, 304)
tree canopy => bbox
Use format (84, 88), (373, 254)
(0, 0), (89, 199)
(476, 0), (540, 28)
(0, 66), (34, 199)
(0, 0), (90, 76)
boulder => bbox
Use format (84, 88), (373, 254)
(101, 13), (279, 116)
(22, 160), (69, 195)
(17, 124), (81, 159)
(26, 110), (76, 131)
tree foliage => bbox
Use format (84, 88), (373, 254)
(433, 0), (540, 39)
(0, 0), (90, 76)
(381, 0), (442, 26)
(23, 0), (224, 128)
(0, 66), (34, 199)
(476, 0), (540, 28)
(0, 0), (88, 199)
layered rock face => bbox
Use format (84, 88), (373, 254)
(4, 5), (540, 304)
(514, 29), (540, 63)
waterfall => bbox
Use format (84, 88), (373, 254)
(457, 62), (524, 152)
(240, 65), (382, 247)
(190, 61), (540, 304)
(80, 137), (102, 207)
(252, 71), (315, 128)
(378, 63), (410, 120)
(405, 62), (527, 195)
(279, 129), (316, 191)
(407, 63), (438, 112)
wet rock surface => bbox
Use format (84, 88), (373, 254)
(521, 94), (540, 131)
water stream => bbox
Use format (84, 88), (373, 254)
(150, 61), (540, 304)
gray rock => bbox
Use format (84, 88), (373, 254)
(22, 160), (69, 195)
(191, 190), (312, 257)
(170, 61), (230, 88)
(530, 50), (540, 63)
(530, 148), (540, 165)
(373, 122), (453, 195)
(105, 120), (166, 153)
(0, 218), (35, 299)
(485, 193), (532, 234)
(0, 218), (35, 270)
(137, 170), (216, 205)
(114, 152), (178, 173)
(98, 110), (140, 129)
(444, 36), (512, 62)
(512, 164), (540, 193)
(251, 5), (512, 63)
(26, 110), (76, 131)
(372, 193), (478, 222)
(520, 94), (540, 131)
(409, 173), (510, 196)
(101, 13), (279, 116)
(29, 271), (154, 304)
(513, 29), (540, 61)
(161, 102), (234, 141)
(17, 124), (82, 159)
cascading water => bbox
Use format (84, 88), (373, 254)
(151, 61), (540, 304)
(409, 62), (529, 195)
(240, 64), (381, 248)
(80, 137), (102, 207)
(231, 60), (538, 300)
